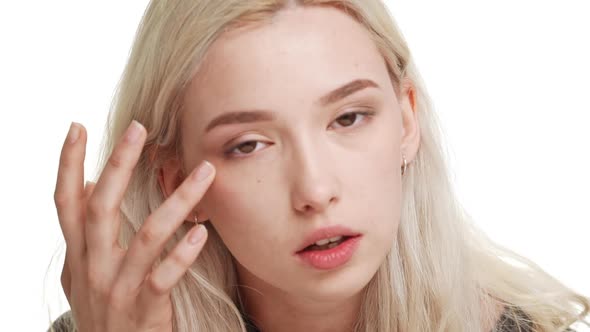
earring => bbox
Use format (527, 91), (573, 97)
(402, 154), (408, 176)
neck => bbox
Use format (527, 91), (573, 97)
(236, 265), (362, 332)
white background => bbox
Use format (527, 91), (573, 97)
(0, 1), (588, 330)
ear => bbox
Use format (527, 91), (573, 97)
(398, 77), (421, 163)
(157, 158), (211, 223)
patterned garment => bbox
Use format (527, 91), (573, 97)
(492, 307), (535, 332)
(49, 308), (578, 332)
(243, 307), (579, 332)
(228, 307), (580, 332)
(491, 307), (576, 332)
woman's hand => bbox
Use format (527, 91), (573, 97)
(54, 121), (215, 332)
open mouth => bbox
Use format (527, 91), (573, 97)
(295, 234), (363, 270)
(300, 235), (356, 252)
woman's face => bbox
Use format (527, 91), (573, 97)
(166, 6), (419, 301)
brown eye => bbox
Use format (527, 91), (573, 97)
(331, 110), (376, 129)
(224, 140), (269, 158)
(335, 112), (358, 127)
(236, 141), (257, 154)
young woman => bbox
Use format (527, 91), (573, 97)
(50, 0), (589, 331)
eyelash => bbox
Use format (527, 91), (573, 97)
(223, 110), (376, 159)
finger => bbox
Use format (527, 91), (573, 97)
(61, 249), (72, 304)
(54, 122), (87, 257)
(139, 224), (208, 310)
(115, 161), (215, 292)
(85, 121), (146, 266)
(60, 181), (96, 306)
(79, 181), (96, 255)
(61, 173), (96, 306)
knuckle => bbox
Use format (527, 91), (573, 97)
(107, 151), (125, 169)
(54, 189), (84, 210)
(86, 196), (111, 220)
(146, 276), (168, 297)
(169, 250), (189, 270)
(53, 191), (71, 209)
(137, 225), (159, 247)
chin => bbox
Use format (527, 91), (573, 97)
(294, 259), (381, 302)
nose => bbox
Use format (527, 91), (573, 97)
(289, 138), (341, 216)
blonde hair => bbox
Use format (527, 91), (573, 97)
(48, 0), (590, 331)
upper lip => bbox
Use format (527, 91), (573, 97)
(294, 225), (361, 254)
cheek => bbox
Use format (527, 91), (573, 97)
(202, 169), (258, 230)
(362, 116), (402, 243)
(200, 167), (282, 258)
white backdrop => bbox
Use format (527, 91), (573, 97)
(0, 1), (588, 330)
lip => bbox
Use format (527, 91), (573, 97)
(295, 235), (362, 270)
(294, 225), (362, 254)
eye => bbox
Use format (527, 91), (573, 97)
(223, 110), (376, 159)
(224, 140), (270, 158)
(330, 110), (376, 130)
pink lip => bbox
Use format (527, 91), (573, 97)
(295, 235), (362, 270)
(294, 225), (361, 254)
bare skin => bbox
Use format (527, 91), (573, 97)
(54, 5), (417, 332)
(55, 120), (216, 331)
(55, 5), (503, 332)
(159, 6), (419, 332)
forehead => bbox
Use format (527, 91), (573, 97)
(184, 5), (392, 125)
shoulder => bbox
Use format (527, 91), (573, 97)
(47, 310), (75, 332)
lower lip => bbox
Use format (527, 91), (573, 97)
(295, 236), (362, 270)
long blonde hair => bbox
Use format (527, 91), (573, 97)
(50, 0), (590, 331)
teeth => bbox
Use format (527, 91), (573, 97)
(315, 238), (330, 246)
(314, 236), (343, 246)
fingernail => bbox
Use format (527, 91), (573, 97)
(188, 224), (207, 244)
(125, 120), (143, 144)
(67, 122), (80, 144)
(192, 161), (213, 182)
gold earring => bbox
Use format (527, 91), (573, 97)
(402, 155), (408, 176)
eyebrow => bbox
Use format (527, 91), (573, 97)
(204, 78), (380, 133)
